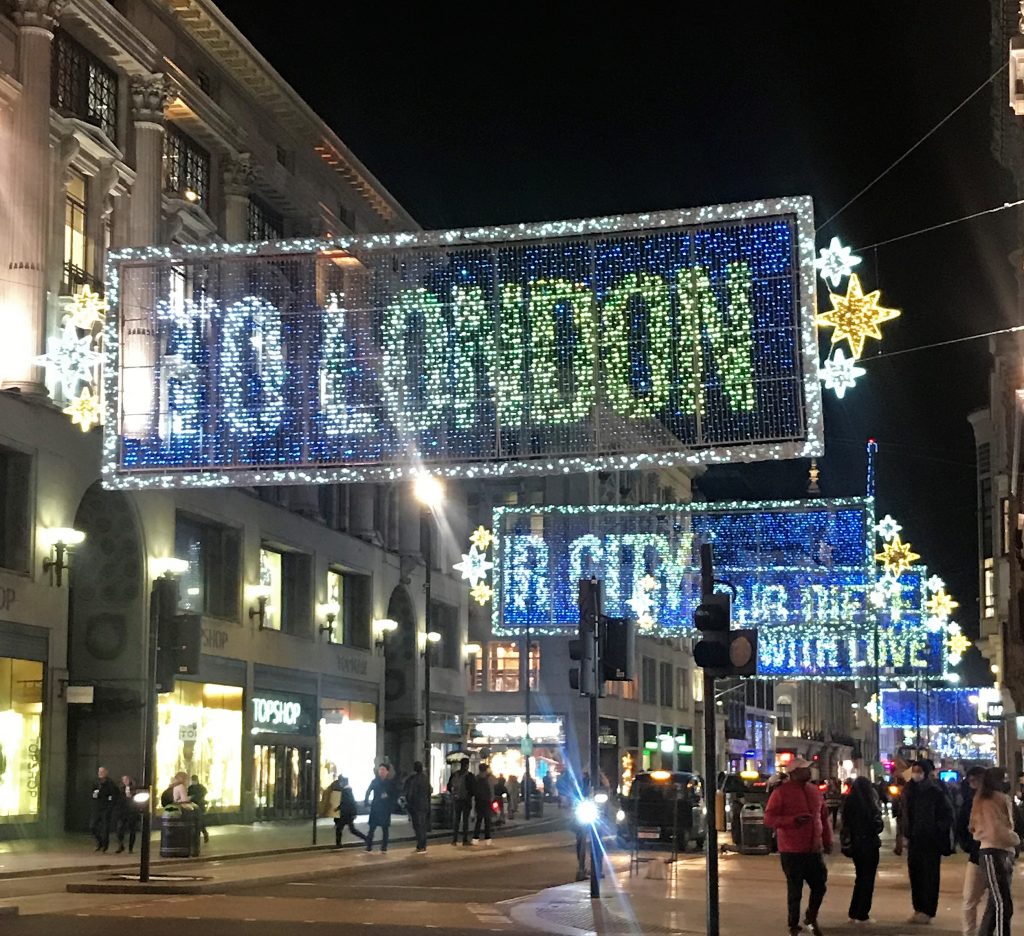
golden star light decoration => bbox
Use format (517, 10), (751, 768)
(67, 284), (109, 330)
(469, 526), (495, 552)
(815, 273), (900, 360)
(875, 534), (920, 579)
(63, 387), (102, 431)
(924, 589), (959, 622)
(947, 630), (971, 662)
(470, 582), (494, 606)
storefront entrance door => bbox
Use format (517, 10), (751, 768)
(253, 743), (314, 820)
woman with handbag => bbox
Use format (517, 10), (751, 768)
(841, 776), (883, 923)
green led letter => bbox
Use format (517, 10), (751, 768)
(601, 272), (673, 418)
(381, 288), (447, 433)
(451, 286), (496, 430)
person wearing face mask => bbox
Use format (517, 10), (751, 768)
(903, 759), (954, 925)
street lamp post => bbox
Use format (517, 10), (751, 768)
(413, 475), (445, 775)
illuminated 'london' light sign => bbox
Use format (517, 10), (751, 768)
(103, 197), (821, 489)
(492, 499), (945, 681)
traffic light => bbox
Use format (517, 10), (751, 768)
(601, 617), (635, 681)
(693, 592), (757, 677)
(570, 579), (600, 696)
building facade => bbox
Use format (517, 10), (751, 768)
(0, 0), (470, 838)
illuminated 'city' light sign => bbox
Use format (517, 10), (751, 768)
(492, 499), (945, 681)
(103, 197), (821, 488)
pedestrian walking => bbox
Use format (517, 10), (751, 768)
(903, 758), (954, 925)
(506, 774), (520, 821)
(840, 776), (883, 923)
(763, 757), (832, 936)
(448, 757), (475, 846)
(364, 764), (397, 853)
(970, 767), (1019, 936)
(403, 760), (432, 853)
(825, 780), (842, 830)
(330, 774), (367, 847)
(90, 766), (118, 853)
(114, 774), (141, 854)
(187, 774), (210, 844)
(473, 762), (495, 844)
(959, 766), (988, 936)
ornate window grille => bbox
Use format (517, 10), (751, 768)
(51, 30), (118, 139)
(163, 126), (210, 207)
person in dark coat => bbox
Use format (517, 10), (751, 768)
(114, 775), (140, 854)
(473, 763), (495, 844)
(91, 766), (119, 852)
(403, 761), (432, 853)
(448, 758), (475, 846)
(958, 766), (988, 936)
(187, 774), (210, 844)
(841, 776), (883, 922)
(903, 759), (954, 924)
(364, 764), (397, 853)
(331, 774), (367, 847)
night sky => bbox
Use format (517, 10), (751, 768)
(216, 2), (1016, 680)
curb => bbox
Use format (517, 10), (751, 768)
(0, 905), (18, 917)
(66, 825), (568, 894)
(7, 816), (561, 883)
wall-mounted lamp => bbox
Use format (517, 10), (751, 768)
(248, 584), (273, 630)
(464, 643), (482, 668)
(373, 618), (398, 648)
(41, 527), (85, 587)
(421, 630), (441, 656)
(318, 601), (341, 641)
(150, 557), (190, 579)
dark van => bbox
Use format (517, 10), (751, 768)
(616, 770), (707, 851)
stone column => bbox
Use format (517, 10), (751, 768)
(223, 154), (255, 243)
(121, 76), (169, 437)
(1, 0), (66, 395)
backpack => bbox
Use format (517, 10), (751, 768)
(160, 786), (174, 808)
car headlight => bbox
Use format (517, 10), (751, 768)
(616, 809), (626, 823)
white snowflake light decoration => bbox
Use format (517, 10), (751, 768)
(819, 348), (866, 399)
(35, 322), (102, 394)
(452, 547), (492, 587)
(925, 575), (946, 595)
(627, 590), (654, 619)
(874, 515), (902, 542)
(814, 236), (863, 288)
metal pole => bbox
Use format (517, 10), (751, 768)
(524, 617), (532, 820)
(424, 509), (432, 771)
(700, 544), (719, 936)
(589, 583), (601, 899)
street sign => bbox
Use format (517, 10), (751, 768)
(520, 737), (534, 756)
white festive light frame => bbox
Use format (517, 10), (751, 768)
(102, 196), (822, 490)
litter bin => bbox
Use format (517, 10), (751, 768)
(739, 802), (771, 855)
(528, 792), (544, 818)
(160, 807), (197, 858)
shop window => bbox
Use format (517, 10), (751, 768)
(0, 657), (43, 822)
(319, 700), (377, 802)
(261, 546), (312, 636)
(326, 569), (345, 643)
(470, 653), (483, 692)
(692, 669), (705, 703)
(51, 30), (118, 139)
(0, 446), (31, 572)
(430, 600), (460, 669)
(164, 125), (210, 206)
(155, 681), (243, 811)
(326, 568), (370, 646)
(175, 513), (240, 619)
(527, 641), (539, 690)
(487, 642), (522, 692)
(62, 172), (95, 295)
(247, 198), (283, 242)
(621, 678), (637, 701)
(676, 668), (689, 711)
(641, 656), (656, 705)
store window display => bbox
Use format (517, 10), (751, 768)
(0, 657), (43, 822)
(156, 682), (243, 810)
(319, 700), (376, 800)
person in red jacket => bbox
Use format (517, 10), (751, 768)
(764, 758), (834, 936)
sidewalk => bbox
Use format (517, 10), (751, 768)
(506, 846), (1018, 936)
(0, 816), (404, 878)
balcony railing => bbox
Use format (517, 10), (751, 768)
(61, 261), (103, 297)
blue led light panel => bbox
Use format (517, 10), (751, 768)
(880, 688), (986, 729)
(102, 197), (821, 488)
(492, 499), (945, 681)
